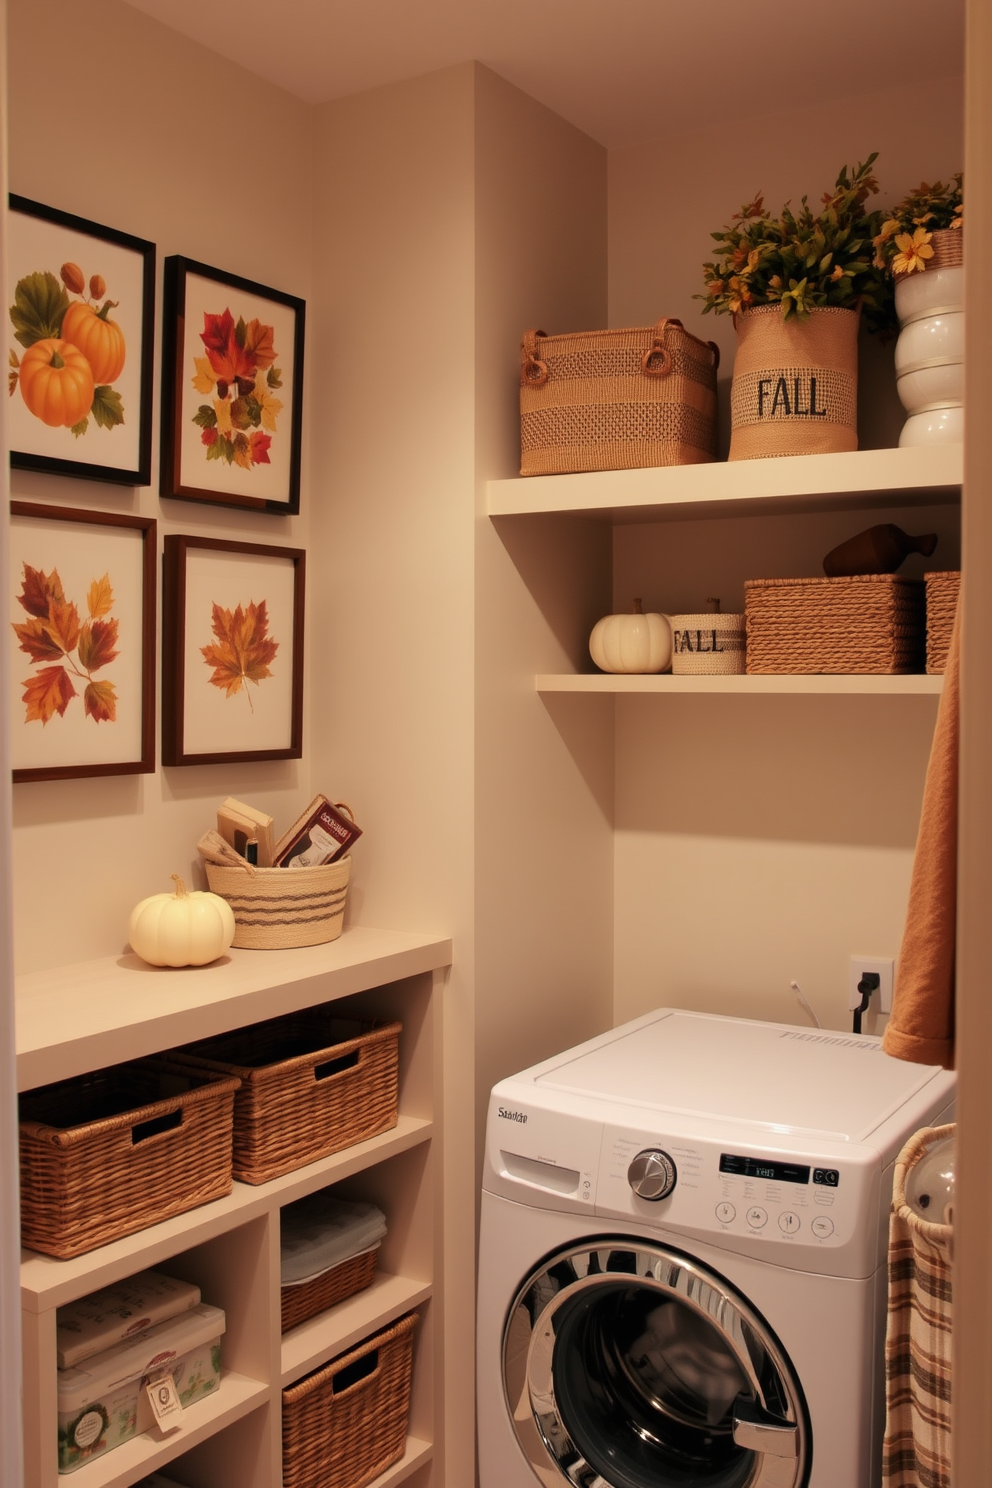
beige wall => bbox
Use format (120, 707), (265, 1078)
(607, 81), (964, 1033)
(7, 0), (315, 973)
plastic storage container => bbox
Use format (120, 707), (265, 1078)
(57, 1270), (201, 1369)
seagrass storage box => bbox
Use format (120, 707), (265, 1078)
(519, 317), (719, 476)
(19, 1059), (240, 1259)
(744, 575), (926, 674)
(281, 1193), (386, 1333)
(282, 1248), (378, 1333)
(282, 1312), (418, 1488)
(925, 570), (960, 674)
(173, 1010), (401, 1185)
(204, 857), (350, 950)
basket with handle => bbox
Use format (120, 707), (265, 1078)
(519, 317), (719, 476)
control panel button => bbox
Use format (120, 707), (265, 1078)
(811, 1216), (835, 1239)
(716, 1202), (736, 1224)
(745, 1206), (767, 1229)
(778, 1211), (800, 1235)
(627, 1149), (677, 1201)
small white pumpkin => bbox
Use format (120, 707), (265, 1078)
(128, 874), (236, 968)
(589, 599), (672, 674)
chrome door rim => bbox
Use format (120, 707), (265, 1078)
(503, 1237), (810, 1488)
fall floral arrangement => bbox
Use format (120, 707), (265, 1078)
(698, 154), (894, 334)
(872, 175), (963, 276)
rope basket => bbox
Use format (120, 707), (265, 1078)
(730, 304), (860, 460)
(925, 571), (960, 675)
(19, 1058), (240, 1259)
(744, 575), (926, 674)
(282, 1247), (379, 1333)
(173, 1012), (401, 1185)
(519, 318), (719, 475)
(282, 1313), (418, 1488)
(204, 857), (350, 949)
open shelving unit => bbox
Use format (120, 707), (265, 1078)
(536, 673), (945, 695)
(17, 927), (451, 1488)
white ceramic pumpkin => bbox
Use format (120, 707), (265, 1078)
(128, 875), (236, 968)
(589, 599), (672, 674)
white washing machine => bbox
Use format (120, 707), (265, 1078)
(478, 1007), (955, 1488)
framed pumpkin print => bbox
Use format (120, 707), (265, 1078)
(7, 196), (155, 486)
(162, 535), (305, 766)
(9, 503), (156, 782)
(161, 257), (305, 514)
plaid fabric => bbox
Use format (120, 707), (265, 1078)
(883, 1125), (954, 1488)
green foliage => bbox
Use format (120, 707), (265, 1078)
(90, 385), (124, 431)
(698, 155), (895, 335)
(9, 271), (69, 348)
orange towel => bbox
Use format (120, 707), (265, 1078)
(882, 612), (960, 1069)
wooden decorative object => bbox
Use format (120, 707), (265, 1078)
(822, 524), (938, 577)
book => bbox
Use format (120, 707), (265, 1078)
(217, 797), (275, 866)
(273, 795), (362, 867)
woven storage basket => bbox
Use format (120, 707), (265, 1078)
(204, 857), (350, 950)
(19, 1059), (240, 1259)
(282, 1246), (379, 1333)
(519, 317), (719, 476)
(282, 1312), (418, 1488)
(173, 1011), (401, 1185)
(730, 304), (860, 460)
(744, 575), (926, 674)
(925, 570), (960, 674)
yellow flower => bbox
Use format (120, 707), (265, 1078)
(951, 202), (964, 229)
(253, 372), (284, 434)
(831, 264), (846, 281)
(892, 226), (935, 275)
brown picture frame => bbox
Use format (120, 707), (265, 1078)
(8, 502), (156, 783)
(160, 256), (305, 514)
(162, 535), (305, 766)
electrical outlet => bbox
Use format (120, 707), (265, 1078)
(849, 956), (894, 1014)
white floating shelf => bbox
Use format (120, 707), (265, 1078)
(16, 926), (452, 1092)
(536, 673), (945, 696)
(281, 1271), (433, 1386)
(489, 445), (963, 523)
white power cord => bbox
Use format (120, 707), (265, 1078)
(790, 979), (822, 1029)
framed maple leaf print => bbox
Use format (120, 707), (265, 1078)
(162, 535), (305, 766)
(7, 196), (155, 486)
(160, 257), (305, 513)
(8, 503), (156, 783)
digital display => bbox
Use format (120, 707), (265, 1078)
(719, 1154), (811, 1185)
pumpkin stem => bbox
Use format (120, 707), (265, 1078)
(632, 597), (643, 614)
(171, 874), (188, 898)
(97, 299), (119, 321)
(49, 350), (65, 369)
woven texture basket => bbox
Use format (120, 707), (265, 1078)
(744, 575), (926, 674)
(173, 1011), (401, 1185)
(205, 857), (349, 950)
(730, 305), (860, 460)
(519, 317), (719, 476)
(282, 1247), (379, 1333)
(925, 570), (960, 674)
(19, 1059), (240, 1259)
(282, 1312), (418, 1488)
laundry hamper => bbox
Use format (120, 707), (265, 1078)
(282, 1312), (418, 1488)
(744, 574), (926, 673)
(19, 1059), (240, 1259)
(519, 317), (719, 475)
(173, 1010), (401, 1184)
(204, 857), (350, 949)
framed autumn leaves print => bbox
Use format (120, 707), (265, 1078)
(162, 536), (305, 766)
(9, 504), (156, 782)
(161, 257), (305, 514)
(7, 196), (155, 486)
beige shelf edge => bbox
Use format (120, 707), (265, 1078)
(369, 1438), (434, 1488)
(536, 673), (946, 696)
(489, 444), (963, 522)
(280, 1272), (433, 1386)
(21, 1116), (433, 1312)
(16, 925), (452, 1091)
(60, 1371), (268, 1488)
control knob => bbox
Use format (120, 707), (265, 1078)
(627, 1148), (677, 1201)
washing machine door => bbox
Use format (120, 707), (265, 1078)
(503, 1238), (811, 1488)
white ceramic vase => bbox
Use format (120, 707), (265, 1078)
(894, 234), (964, 448)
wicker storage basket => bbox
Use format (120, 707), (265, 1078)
(19, 1059), (240, 1259)
(282, 1312), (418, 1488)
(744, 575), (926, 674)
(730, 304), (860, 460)
(204, 857), (350, 950)
(282, 1246), (379, 1333)
(519, 317), (719, 476)
(173, 1011), (401, 1185)
(925, 570), (960, 674)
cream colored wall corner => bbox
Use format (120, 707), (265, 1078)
(7, 0), (314, 973)
(606, 76), (965, 1033)
(472, 65), (614, 1164)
